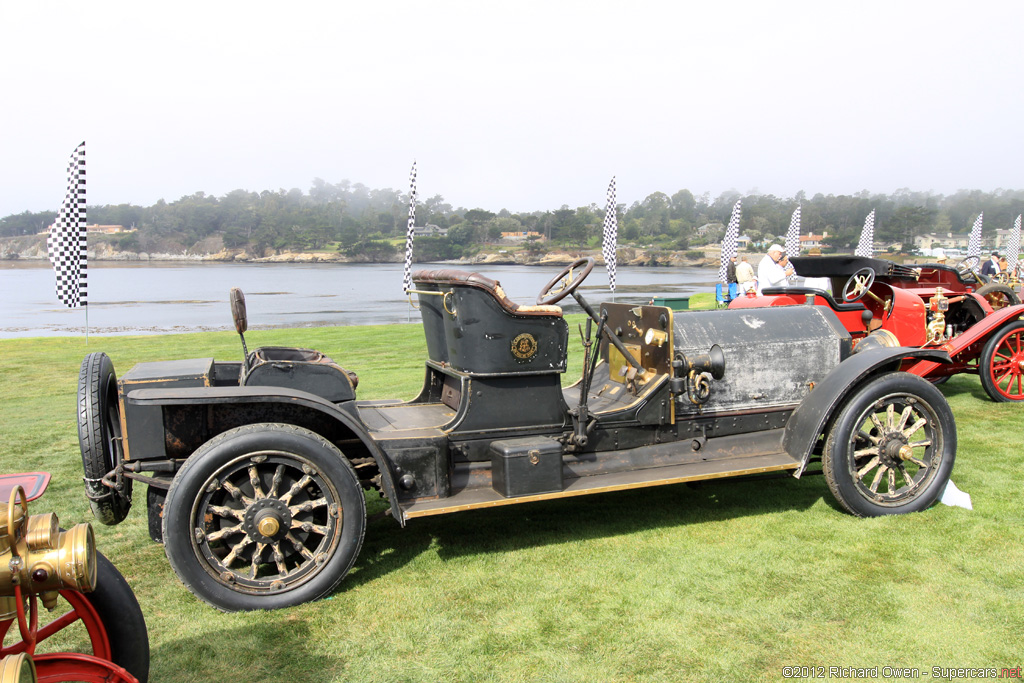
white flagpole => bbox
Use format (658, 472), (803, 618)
(47, 141), (88, 340)
(719, 200), (741, 284)
(402, 162), (417, 321)
(854, 210), (875, 258)
(601, 177), (618, 302)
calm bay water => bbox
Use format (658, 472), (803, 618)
(0, 261), (717, 338)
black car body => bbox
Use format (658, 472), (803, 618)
(77, 259), (958, 611)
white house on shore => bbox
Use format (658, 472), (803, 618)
(413, 224), (448, 237)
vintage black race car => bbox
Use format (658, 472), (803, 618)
(77, 258), (958, 611)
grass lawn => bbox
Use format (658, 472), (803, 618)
(2, 294), (1021, 682)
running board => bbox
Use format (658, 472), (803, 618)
(401, 451), (800, 520)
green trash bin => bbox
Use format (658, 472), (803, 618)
(652, 296), (690, 310)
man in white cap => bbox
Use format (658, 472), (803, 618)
(757, 244), (794, 295)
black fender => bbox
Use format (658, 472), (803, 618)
(782, 347), (951, 477)
(125, 386), (404, 525)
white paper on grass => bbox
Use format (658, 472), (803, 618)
(939, 479), (972, 510)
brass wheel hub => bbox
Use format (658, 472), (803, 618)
(879, 433), (910, 468)
(243, 498), (291, 543)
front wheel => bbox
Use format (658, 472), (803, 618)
(823, 373), (956, 517)
(979, 319), (1024, 402)
(162, 423), (366, 611)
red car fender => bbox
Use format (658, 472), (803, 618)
(881, 287), (928, 347)
(905, 303), (1024, 376)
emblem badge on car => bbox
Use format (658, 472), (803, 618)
(511, 333), (538, 361)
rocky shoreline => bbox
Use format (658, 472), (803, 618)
(0, 234), (720, 268)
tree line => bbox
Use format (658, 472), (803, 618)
(3, 180), (1023, 259)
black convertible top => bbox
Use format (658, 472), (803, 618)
(790, 255), (920, 280)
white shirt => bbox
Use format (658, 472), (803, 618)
(757, 254), (789, 295)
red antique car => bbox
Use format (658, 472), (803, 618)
(0, 472), (149, 683)
(730, 255), (1024, 402)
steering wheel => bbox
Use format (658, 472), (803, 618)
(842, 267), (876, 303)
(956, 256), (981, 278)
(537, 257), (595, 305)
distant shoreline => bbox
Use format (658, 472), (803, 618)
(0, 234), (718, 269)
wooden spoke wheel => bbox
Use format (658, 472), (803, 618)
(162, 424), (366, 612)
(823, 373), (955, 517)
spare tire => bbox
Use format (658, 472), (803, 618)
(78, 352), (131, 524)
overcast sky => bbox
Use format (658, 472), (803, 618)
(2, 1), (1022, 219)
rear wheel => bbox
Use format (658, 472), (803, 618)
(979, 320), (1024, 402)
(975, 283), (1020, 310)
(823, 373), (955, 517)
(162, 423), (366, 611)
(77, 353), (131, 525)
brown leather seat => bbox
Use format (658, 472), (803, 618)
(412, 270), (562, 317)
(410, 269), (568, 376)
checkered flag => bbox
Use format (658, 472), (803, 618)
(719, 200), (741, 284)
(854, 210), (875, 258)
(601, 177), (618, 292)
(401, 161), (417, 294)
(1007, 215), (1021, 276)
(967, 213), (983, 258)
(785, 205), (801, 259)
(47, 142), (87, 308)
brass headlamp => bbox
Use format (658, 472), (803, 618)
(1, 486), (96, 616)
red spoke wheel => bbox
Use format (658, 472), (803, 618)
(980, 320), (1024, 402)
(0, 552), (149, 683)
(34, 652), (139, 683)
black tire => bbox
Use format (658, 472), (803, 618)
(77, 352), (131, 525)
(822, 373), (956, 517)
(979, 319), (1024, 402)
(162, 423), (366, 611)
(80, 551), (151, 683)
(975, 283), (1020, 310)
